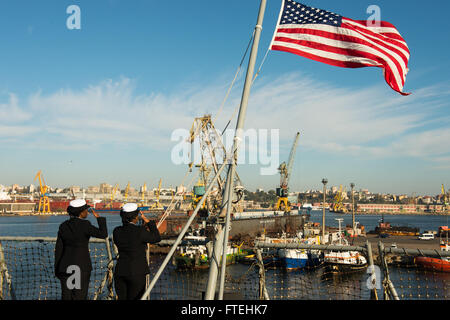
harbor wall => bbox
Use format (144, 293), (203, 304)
(0, 202), (35, 214)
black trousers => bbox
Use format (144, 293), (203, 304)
(57, 272), (91, 300)
(114, 274), (147, 300)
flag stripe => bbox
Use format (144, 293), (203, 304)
(340, 25), (410, 66)
(271, 43), (378, 68)
(344, 19), (403, 37)
(276, 26), (408, 76)
(276, 23), (410, 62)
(272, 35), (404, 92)
(343, 19), (409, 54)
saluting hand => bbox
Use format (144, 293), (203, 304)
(90, 208), (100, 219)
(140, 212), (150, 224)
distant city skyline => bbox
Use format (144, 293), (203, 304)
(0, 1), (449, 195)
(1, 181), (447, 198)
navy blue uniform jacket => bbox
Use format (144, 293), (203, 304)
(113, 221), (161, 276)
(54, 217), (108, 276)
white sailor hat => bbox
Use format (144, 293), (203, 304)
(122, 203), (139, 213)
(70, 199), (88, 208)
(120, 203), (140, 223)
(67, 199), (90, 216)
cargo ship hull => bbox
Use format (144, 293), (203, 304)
(230, 213), (308, 238)
(156, 211), (309, 238)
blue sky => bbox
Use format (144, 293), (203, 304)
(0, 0), (449, 196)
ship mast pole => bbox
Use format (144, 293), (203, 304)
(204, 0), (267, 300)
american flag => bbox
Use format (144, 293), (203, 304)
(270, 0), (410, 95)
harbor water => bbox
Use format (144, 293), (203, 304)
(0, 210), (448, 237)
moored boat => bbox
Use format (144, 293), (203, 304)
(415, 237), (449, 272)
(278, 248), (322, 270)
(414, 256), (450, 273)
(240, 248), (280, 267)
(324, 219), (367, 273)
(174, 236), (209, 269)
(265, 232), (323, 270)
(324, 250), (367, 273)
(369, 214), (419, 236)
(278, 249), (308, 269)
(174, 233), (247, 269)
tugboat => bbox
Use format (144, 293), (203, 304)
(369, 214), (419, 236)
(324, 219), (367, 273)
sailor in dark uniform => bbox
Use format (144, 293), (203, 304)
(113, 203), (161, 300)
(54, 199), (108, 300)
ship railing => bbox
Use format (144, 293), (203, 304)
(1, 235), (449, 300)
(0, 236), (115, 300)
(254, 240), (450, 301)
(0, 235), (210, 300)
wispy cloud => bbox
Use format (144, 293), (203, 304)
(243, 73), (450, 161)
(0, 93), (32, 123)
(1, 73), (449, 164)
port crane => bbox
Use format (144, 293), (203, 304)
(150, 178), (164, 209)
(330, 185), (347, 213)
(110, 183), (119, 208)
(275, 132), (300, 212)
(34, 170), (51, 214)
(410, 192), (417, 205)
(141, 183), (147, 206)
(191, 163), (211, 215)
(124, 182), (130, 203)
(442, 184), (448, 210)
(188, 114), (244, 216)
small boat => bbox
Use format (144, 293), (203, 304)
(272, 232), (323, 270)
(174, 233), (247, 269)
(300, 203), (313, 214)
(278, 248), (322, 270)
(369, 214), (419, 236)
(174, 234), (209, 269)
(414, 256), (450, 273)
(301, 203), (313, 210)
(324, 219), (367, 273)
(240, 248), (281, 268)
(324, 249), (368, 273)
(278, 247), (308, 269)
(415, 238), (450, 272)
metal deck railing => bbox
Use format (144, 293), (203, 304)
(1, 236), (448, 300)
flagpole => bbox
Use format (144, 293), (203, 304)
(204, 0), (267, 300)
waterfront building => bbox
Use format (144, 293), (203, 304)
(69, 185), (81, 193)
(357, 203), (445, 213)
(87, 186), (100, 193)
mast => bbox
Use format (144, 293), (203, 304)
(204, 0), (267, 300)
